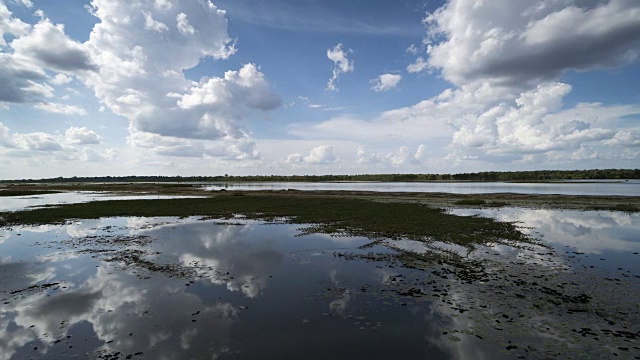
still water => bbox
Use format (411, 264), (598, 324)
(205, 180), (640, 196)
(1, 207), (639, 359)
(0, 192), (205, 212)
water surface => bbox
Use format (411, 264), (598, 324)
(0, 192), (205, 212)
(0, 208), (639, 359)
(204, 180), (640, 196)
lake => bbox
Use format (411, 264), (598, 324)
(204, 180), (640, 196)
(0, 207), (638, 359)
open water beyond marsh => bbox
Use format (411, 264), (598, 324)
(0, 207), (639, 359)
(204, 180), (640, 196)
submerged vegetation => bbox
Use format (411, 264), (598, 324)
(1, 193), (532, 248)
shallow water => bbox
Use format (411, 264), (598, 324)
(0, 192), (205, 212)
(204, 180), (640, 196)
(0, 209), (639, 359)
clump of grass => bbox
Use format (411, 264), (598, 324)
(0, 193), (532, 248)
(595, 204), (640, 212)
(454, 199), (486, 206)
(486, 201), (509, 207)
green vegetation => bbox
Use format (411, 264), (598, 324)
(1, 193), (531, 248)
(0, 190), (61, 197)
(454, 199), (487, 206)
(1, 168), (638, 183)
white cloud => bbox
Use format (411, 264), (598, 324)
(287, 145), (336, 164)
(0, 122), (12, 147)
(371, 73), (401, 92)
(176, 13), (195, 35)
(444, 82), (640, 163)
(143, 11), (169, 32)
(423, 0), (640, 86)
(357, 145), (425, 166)
(128, 130), (261, 160)
(81, 147), (118, 162)
(154, 0), (174, 11)
(285, 153), (303, 163)
(80, 0), (278, 147)
(11, 18), (95, 72)
(50, 73), (72, 85)
(0, 8), (92, 105)
(290, 77), (640, 169)
(204, 139), (261, 160)
(34, 102), (86, 115)
(603, 131), (640, 147)
(128, 131), (205, 158)
(177, 63), (280, 111)
(304, 145), (336, 163)
(19, 0), (33, 7)
(12, 132), (63, 151)
(65, 127), (101, 145)
(406, 57), (428, 73)
(0, 2), (30, 46)
(326, 43), (354, 91)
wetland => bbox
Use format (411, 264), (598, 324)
(0, 183), (639, 359)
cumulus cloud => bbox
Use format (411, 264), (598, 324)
(0, 2), (30, 46)
(0, 122), (108, 162)
(176, 63), (280, 111)
(326, 43), (354, 91)
(357, 145), (426, 166)
(128, 131), (205, 158)
(406, 44), (418, 54)
(81, 147), (118, 162)
(204, 139), (261, 160)
(0, 53), (49, 103)
(34, 102), (86, 115)
(81, 1), (279, 145)
(0, 7), (93, 105)
(287, 145), (336, 164)
(11, 18), (95, 72)
(371, 73), (401, 92)
(406, 57), (428, 73)
(12, 132), (63, 151)
(291, 77), (640, 168)
(65, 127), (101, 145)
(143, 11), (169, 32)
(128, 130), (261, 160)
(50, 73), (72, 85)
(285, 153), (303, 163)
(423, 0), (640, 86)
(176, 13), (195, 35)
(446, 82), (640, 161)
(15, 0), (32, 8)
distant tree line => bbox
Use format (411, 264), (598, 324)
(1, 169), (639, 183)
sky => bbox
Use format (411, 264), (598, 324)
(0, 0), (639, 179)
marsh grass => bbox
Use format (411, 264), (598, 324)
(1, 193), (532, 248)
(454, 199), (487, 206)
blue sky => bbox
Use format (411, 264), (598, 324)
(0, 0), (639, 179)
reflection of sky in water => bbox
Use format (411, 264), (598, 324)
(204, 180), (640, 196)
(0, 218), (514, 360)
(0, 192), (205, 212)
(3, 208), (633, 358)
(450, 207), (640, 271)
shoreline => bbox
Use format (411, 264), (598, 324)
(1, 184), (638, 212)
